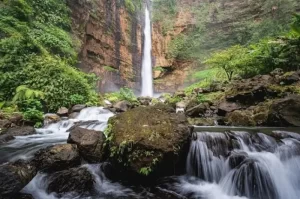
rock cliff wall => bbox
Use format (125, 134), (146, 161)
(68, 0), (143, 92)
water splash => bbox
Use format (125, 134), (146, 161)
(0, 107), (114, 163)
(141, 6), (153, 97)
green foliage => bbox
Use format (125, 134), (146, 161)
(292, 14), (300, 35)
(12, 85), (44, 103)
(139, 167), (152, 176)
(168, 34), (191, 60)
(23, 108), (43, 124)
(0, 0), (97, 111)
(154, 66), (166, 72)
(69, 94), (85, 106)
(205, 45), (249, 81)
(154, 0), (299, 61)
(104, 87), (137, 103)
(103, 65), (118, 72)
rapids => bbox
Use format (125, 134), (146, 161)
(1, 107), (300, 199)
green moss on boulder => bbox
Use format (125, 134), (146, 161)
(106, 104), (190, 180)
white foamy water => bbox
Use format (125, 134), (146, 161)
(141, 7), (153, 97)
(0, 107), (114, 163)
(186, 130), (300, 199)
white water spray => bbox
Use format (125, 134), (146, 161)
(141, 6), (153, 97)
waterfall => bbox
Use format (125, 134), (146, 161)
(141, 6), (153, 97)
(185, 130), (300, 199)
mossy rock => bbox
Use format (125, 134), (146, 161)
(226, 110), (256, 126)
(106, 104), (190, 181)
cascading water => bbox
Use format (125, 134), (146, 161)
(141, 6), (153, 97)
(0, 107), (114, 164)
(184, 130), (300, 199)
(2, 106), (300, 199)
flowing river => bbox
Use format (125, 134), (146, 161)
(1, 107), (300, 199)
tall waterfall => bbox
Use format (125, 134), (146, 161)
(141, 6), (153, 97)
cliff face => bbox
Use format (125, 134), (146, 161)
(68, 0), (142, 92)
(67, 0), (299, 94)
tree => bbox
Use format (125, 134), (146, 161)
(204, 45), (248, 81)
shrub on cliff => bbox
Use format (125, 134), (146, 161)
(0, 0), (98, 111)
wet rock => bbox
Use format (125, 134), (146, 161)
(107, 104), (190, 181)
(70, 104), (87, 113)
(267, 95), (300, 127)
(233, 159), (277, 199)
(67, 127), (106, 163)
(0, 161), (36, 199)
(44, 113), (60, 126)
(186, 104), (208, 117)
(228, 152), (248, 169)
(57, 107), (69, 117)
(47, 167), (94, 195)
(69, 112), (79, 119)
(33, 144), (80, 172)
(153, 187), (187, 199)
(0, 126), (36, 144)
(217, 101), (241, 116)
(226, 110), (256, 126)
(113, 100), (131, 112)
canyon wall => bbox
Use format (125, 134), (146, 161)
(68, 0), (143, 93)
(68, 0), (299, 93)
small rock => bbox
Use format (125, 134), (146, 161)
(44, 113), (60, 126)
(113, 100), (131, 112)
(33, 144), (80, 172)
(69, 112), (79, 119)
(8, 113), (23, 125)
(186, 104), (207, 117)
(174, 90), (186, 98)
(57, 107), (69, 117)
(217, 101), (241, 116)
(0, 126), (36, 144)
(68, 127), (106, 163)
(138, 97), (152, 106)
(70, 104), (87, 113)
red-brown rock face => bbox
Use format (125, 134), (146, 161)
(68, 0), (142, 92)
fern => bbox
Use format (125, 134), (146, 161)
(12, 85), (44, 102)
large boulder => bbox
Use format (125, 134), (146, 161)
(107, 104), (190, 181)
(47, 167), (94, 195)
(0, 126), (36, 144)
(267, 95), (300, 127)
(67, 127), (106, 163)
(0, 161), (36, 199)
(33, 144), (80, 172)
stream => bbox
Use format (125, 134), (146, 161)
(1, 107), (300, 199)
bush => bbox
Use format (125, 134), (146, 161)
(0, 0), (97, 111)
